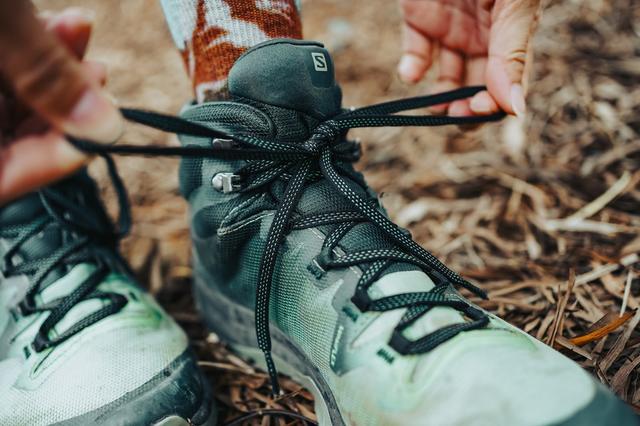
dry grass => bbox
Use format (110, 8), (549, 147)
(36, 0), (640, 423)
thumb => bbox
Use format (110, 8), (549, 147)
(485, 0), (541, 116)
(0, 1), (121, 142)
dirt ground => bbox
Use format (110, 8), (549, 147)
(34, 0), (640, 424)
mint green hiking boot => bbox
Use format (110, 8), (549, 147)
(0, 169), (215, 425)
(173, 40), (638, 425)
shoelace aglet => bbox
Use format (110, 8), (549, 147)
(479, 288), (489, 300)
(263, 349), (282, 397)
(460, 278), (489, 300)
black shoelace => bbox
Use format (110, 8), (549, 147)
(69, 86), (503, 394)
(1, 156), (131, 353)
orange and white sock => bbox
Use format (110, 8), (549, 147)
(160, 0), (302, 103)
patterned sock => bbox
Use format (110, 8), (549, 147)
(160, 0), (302, 103)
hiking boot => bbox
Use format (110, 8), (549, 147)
(176, 39), (638, 425)
(0, 169), (215, 426)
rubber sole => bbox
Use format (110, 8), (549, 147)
(193, 273), (346, 426)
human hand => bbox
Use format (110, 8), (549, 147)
(397, 0), (540, 117)
(0, 2), (122, 205)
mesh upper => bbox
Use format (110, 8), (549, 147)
(180, 96), (617, 425)
(0, 173), (191, 425)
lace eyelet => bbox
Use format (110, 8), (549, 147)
(464, 305), (486, 321)
(31, 332), (52, 352)
(9, 308), (21, 322)
(307, 258), (326, 279)
(351, 288), (372, 311)
(105, 292), (129, 309)
(388, 329), (412, 355)
(308, 248), (334, 279)
(211, 172), (242, 193)
(211, 138), (236, 149)
(17, 298), (37, 316)
(315, 248), (332, 269)
(0, 256), (12, 276)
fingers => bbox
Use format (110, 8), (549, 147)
(437, 47), (465, 86)
(0, 1), (122, 142)
(0, 131), (88, 205)
(466, 56), (499, 115)
(82, 61), (108, 86)
(485, 0), (541, 116)
(469, 90), (499, 114)
(0, 5), (114, 205)
(0, 58), (104, 205)
(452, 56), (497, 118)
(44, 7), (94, 59)
(448, 100), (473, 117)
(430, 47), (465, 114)
(397, 19), (469, 116)
(398, 23), (434, 84)
(399, 0), (486, 54)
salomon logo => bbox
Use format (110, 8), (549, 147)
(311, 52), (328, 72)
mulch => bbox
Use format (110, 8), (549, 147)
(62, 0), (640, 423)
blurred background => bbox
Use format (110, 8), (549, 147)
(34, 0), (640, 422)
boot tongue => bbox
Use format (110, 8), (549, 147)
(228, 39), (342, 119)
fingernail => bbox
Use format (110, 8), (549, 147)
(67, 89), (123, 143)
(470, 95), (493, 113)
(398, 55), (420, 83)
(61, 7), (96, 23)
(45, 7), (95, 31)
(38, 10), (55, 21)
(510, 84), (526, 117)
